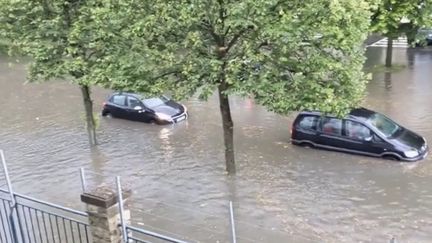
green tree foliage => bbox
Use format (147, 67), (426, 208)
(370, 0), (432, 66)
(90, 0), (370, 174)
(0, 0), (136, 145)
(0, 0), (117, 146)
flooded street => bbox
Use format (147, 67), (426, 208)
(1, 46), (432, 242)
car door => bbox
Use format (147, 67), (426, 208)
(125, 95), (154, 123)
(317, 117), (346, 150)
(125, 95), (143, 121)
(343, 119), (387, 155)
(109, 94), (127, 118)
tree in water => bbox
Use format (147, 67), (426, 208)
(89, 0), (371, 174)
(0, 0), (124, 146)
(370, 0), (432, 67)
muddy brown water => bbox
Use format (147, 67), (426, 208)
(1, 47), (432, 242)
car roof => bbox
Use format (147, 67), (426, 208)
(348, 107), (376, 120)
(111, 92), (142, 99)
(419, 28), (432, 32)
(299, 107), (376, 122)
(112, 91), (137, 96)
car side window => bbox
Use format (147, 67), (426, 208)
(297, 115), (318, 131)
(372, 134), (384, 143)
(345, 120), (372, 141)
(321, 118), (342, 136)
(127, 96), (141, 108)
(112, 95), (126, 106)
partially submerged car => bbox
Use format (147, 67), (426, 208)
(102, 92), (188, 125)
(291, 108), (428, 161)
(416, 28), (432, 46)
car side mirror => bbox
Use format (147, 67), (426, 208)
(133, 106), (143, 111)
(364, 136), (373, 142)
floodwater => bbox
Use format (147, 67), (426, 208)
(1, 47), (432, 242)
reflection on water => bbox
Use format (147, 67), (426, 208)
(1, 47), (432, 242)
(384, 72), (392, 90)
(159, 127), (174, 161)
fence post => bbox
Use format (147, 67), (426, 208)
(81, 183), (131, 243)
(116, 176), (128, 242)
(0, 150), (22, 243)
(79, 168), (87, 193)
(229, 201), (237, 243)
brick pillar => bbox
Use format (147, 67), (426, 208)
(81, 185), (131, 243)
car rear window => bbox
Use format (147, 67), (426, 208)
(297, 115), (318, 131)
(112, 95), (126, 106)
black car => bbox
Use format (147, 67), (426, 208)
(102, 92), (188, 125)
(291, 108), (428, 161)
(416, 28), (432, 46)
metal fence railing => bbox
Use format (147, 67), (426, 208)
(125, 225), (189, 243)
(0, 149), (90, 243)
(0, 195), (14, 243)
(0, 149), (233, 243)
(0, 188), (91, 243)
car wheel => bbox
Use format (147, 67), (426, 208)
(382, 155), (400, 161)
(102, 111), (112, 118)
(299, 142), (314, 148)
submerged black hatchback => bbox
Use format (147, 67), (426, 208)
(102, 92), (188, 125)
(291, 108), (428, 161)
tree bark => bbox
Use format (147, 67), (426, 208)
(218, 82), (235, 175)
(80, 85), (97, 146)
(385, 37), (393, 68)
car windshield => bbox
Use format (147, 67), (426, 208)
(141, 96), (169, 109)
(367, 113), (400, 137)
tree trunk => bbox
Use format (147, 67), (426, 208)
(218, 83), (236, 175)
(80, 85), (97, 146)
(385, 37), (393, 68)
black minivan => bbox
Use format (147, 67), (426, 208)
(291, 108), (428, 161)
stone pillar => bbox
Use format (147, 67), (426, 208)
(81, 185), (131, 243)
